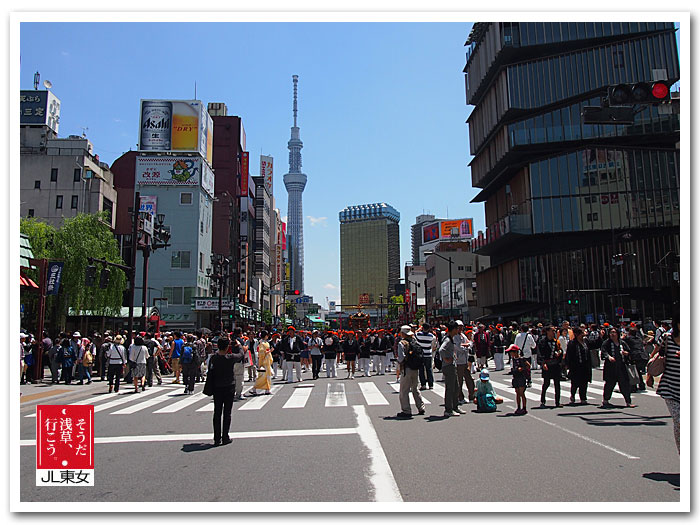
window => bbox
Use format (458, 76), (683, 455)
(458, 266), (464, 271)
(56, 195), (63, 209)
(200, 221), (204, 234)
(466, 266), (472, 272)
(180, 192), (193, 205)
(163, 286), (195, 305)
(586, 213), (599, 222)
(34, 180), (41, 189)
(199, 252), (203, 272)
(50, 168), (58, 182)
(102, 197), (113, 224)
(171, 251), (191, 269)
(74, 168), (82, 182)
(71, 195), (78, 209)
(27, 209), (34, 217)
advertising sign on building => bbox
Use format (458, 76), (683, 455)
(201, 161), (215, 198)
(135, 156), (200, 186)
(260, 155), (273, 195)
(241, 152), (250, 196)
(281, 222), (287, 252)
(440, 219), (474, 239)
(359, 293), (370, 306)
(276, 244), (283, 284)
(139, 195), (157, 216)
(138, 100), (213, 166)
(423, 222), (439, 243)
(20, 90), (61, 133)
(194, 298), (235, 311)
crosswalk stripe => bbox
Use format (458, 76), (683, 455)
(358, 382), (390, 406)
(92, 386), (172, 413)
(24, 392), (120, 418)
(283, 386), (313, 408)
(431, 383), (445, 397)
(238, 385), (284, 411)
(530, 377), (624, 399)
(387, 382), (431, 405)
(110, 390), (182, 415)
(325, 383), (347, 407)
(489, 379), (551, 404)
(154, 392), (207, 413)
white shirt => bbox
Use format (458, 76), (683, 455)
(514, 332), (536, 359)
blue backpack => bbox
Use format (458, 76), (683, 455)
(181, 345), (194, 365)
(477, 392), (497, 413)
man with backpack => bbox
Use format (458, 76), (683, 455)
(180, 335), (200, 394)
(395, 325), (426, 419)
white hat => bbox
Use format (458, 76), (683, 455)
(400, 325), (414, 337)
(455, 320), (464, 326)
(73, 331), (81, 337)
(20, 333), (27, 339)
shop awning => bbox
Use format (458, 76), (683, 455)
(20, 275), (38, 288)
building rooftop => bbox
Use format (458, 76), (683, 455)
(339, 202), (400, 223)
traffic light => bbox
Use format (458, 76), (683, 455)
(287, 289), (300, 296)
(567, 295), (573, 305)
(608, 81), (671, 105)
(85, 265), (97, 287)
(99, 268), (111, 289)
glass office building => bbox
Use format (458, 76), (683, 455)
(465, 22), (680, 323)
(339, 203), (400, 307)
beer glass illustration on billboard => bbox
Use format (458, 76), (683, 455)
(140, 101), (172, 150)
(171, 102), (199, 151)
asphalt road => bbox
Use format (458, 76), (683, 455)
(18, 362), (680, 503)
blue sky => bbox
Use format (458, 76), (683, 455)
(19, 21), (479, 307)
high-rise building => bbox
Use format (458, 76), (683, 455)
(339, 203), (400, 307)
(283, 75), (307, 294)
(411, 214), (436, 265)
(465, 22), (680, 322)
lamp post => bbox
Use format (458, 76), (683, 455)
(425, 251), (454, 319)
(379, 294), (383, 328)
(140, 212), (170, 332)
(207, 254), (230, 333)
(610, 228), (634, 322)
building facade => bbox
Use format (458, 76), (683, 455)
(465, 22), (680, 323)
(339, 203), (400, 307)
(253, 173), (272, 312)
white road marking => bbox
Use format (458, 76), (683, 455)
(358, 382), (390, 406)
(153, 392), (207, 413)
(488, 379), (547, 404)
(110, 390), (182, 415)
(352, 405), (403, 502)
(526, 412), (640, 460)
(431, 383), (445, 397)
(238, 385), (284, 411)
(325, 383), (347, 407)
(530, 377), (624, 399)
(24, 392), (119, 418)
(20, 427), (357, 447)
(387, 382), (431, 404)
(283, 386), (313, 408)
(92, 387), (172, 413)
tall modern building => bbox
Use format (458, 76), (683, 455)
(339, 203), (400, 307)
(465, 22), (680, 323)
(283, 75), (307, 294)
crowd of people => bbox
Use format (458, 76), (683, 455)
(20, 315), (680, 452)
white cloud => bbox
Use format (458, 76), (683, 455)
(307, 216), (327, 227)
(323, 283), (337, 290)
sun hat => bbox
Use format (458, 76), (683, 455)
(114, 335), (124, 344)
(73, 331), (81, 337)
(400, 325), (414, 337)
(479, 369), (490, 381)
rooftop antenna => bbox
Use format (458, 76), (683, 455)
(194, 81), (197, 100)
(33, 71), (40, 90)
(43, 79), (52, 90)
(292, 74), (299, 127)
(81, 127), (88, 138)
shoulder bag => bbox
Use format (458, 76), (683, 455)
(646, 336), (667, 377)
(203, 358), (215, 396)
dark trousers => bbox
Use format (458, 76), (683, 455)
(213, 387), (235, 442)
(633, 359), (647, 390)
(603, 374), (632, 404)
(418, 356), (434, 387)
(456, 364), (475, 401)
(442, 364), (459, 412)
(540, 374), (561, 405)
(107, 363), (123, 391)
(62, 365), (73, 384)
(311, 355), (323, 379)
(570, 379), (588, 402)
(182, 364), (197, 392)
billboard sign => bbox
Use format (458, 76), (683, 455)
(201, 161), (215, 198)
(261, 155), (273, 195)
(423, 222), (439, 243)
(440, 219), (474, 239)
(20, 90), (61, 133)
(139, 195), (157, 216)
(136, 156), (201, 186)
(241, 152), (250, 196)
(138, 100), (213, 165)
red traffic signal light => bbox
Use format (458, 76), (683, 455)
(286, 289), (301, 296)
(608, 81), (671, 105)
(293, 290), (300, 295)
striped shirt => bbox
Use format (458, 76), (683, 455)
(656, 337), (680, 403)
(415, 331), (435, 358)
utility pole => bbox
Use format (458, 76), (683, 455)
(126, 191), (140, 348)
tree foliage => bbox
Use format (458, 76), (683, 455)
(387, 295), (404, 320)
(20, 213), (128, 320)
(285, 300), (297, 320)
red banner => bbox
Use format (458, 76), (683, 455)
(240, 151), (249, 196)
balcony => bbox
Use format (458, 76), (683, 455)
(472, 214), (532, 256)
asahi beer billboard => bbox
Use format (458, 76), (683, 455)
(138, 100), (214, 166)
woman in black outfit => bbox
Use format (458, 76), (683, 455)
(565, 327), (592, 404)
(208, 337), (244, 446)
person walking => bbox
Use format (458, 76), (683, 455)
(514, 325), (537, 387)
(624, 323), (648, 392)
(77, 337), (95, 385)
(106, 335), (127, 393)
(245, 331), (273, 396)
(207, 337), (241, 446)
(359, 331), (372, 377)
(279, 326), (304, 383)
(415, 324), (436, 390)
(395, 325), (425, 418)
(128, 336), (148, 393)
(145, 333), (163, 387)
(97, 335), (112, 381)
(600, 327), (636, 408)
(439, 321), (465, 417)
(231, 328), (247, 400)
(323, 332), (339, 378)
(492, 325), (506, 371)
(538, 325), (563, 408)
(342, 331), (359, 379)
(455, 326), (474, 404)
(508, 344), (530, 415)
(180, 335), (200, 395)
(169, 332), (184, 384)
(48, 338), (62, 384)
(473, 324), (491, 370)
(309, 330), (323, 379)
(59, 338), (77, 385)
(655, 315), (680, 453)
(270, 333), (282, 380)
(565, 327), (592, 404)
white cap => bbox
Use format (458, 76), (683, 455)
(73, 331), (81, 337)
(400, 325), (414, 337)
(455, 320), (464, 326)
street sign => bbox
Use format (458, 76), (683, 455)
(269, 290), (283, 295)
(615, 307), (624, 316)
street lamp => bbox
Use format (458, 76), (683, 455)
(610, 229), (635, 322)
(379, 294), (383, 328)
(425, 250), (454, 319)
(140, 211), (170, 331)
(208, 254), (230, 333)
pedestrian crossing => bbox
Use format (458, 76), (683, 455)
(23, 372), (661, 418)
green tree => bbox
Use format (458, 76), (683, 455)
(387, 295), (404, 320)
(414, 308), (426, 324)
(285, 300), (297, 321)
(262, 309), (272, 325)
(21, 213), (128, 327)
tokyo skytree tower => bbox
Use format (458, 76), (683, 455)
(283, 74), (307, 294)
